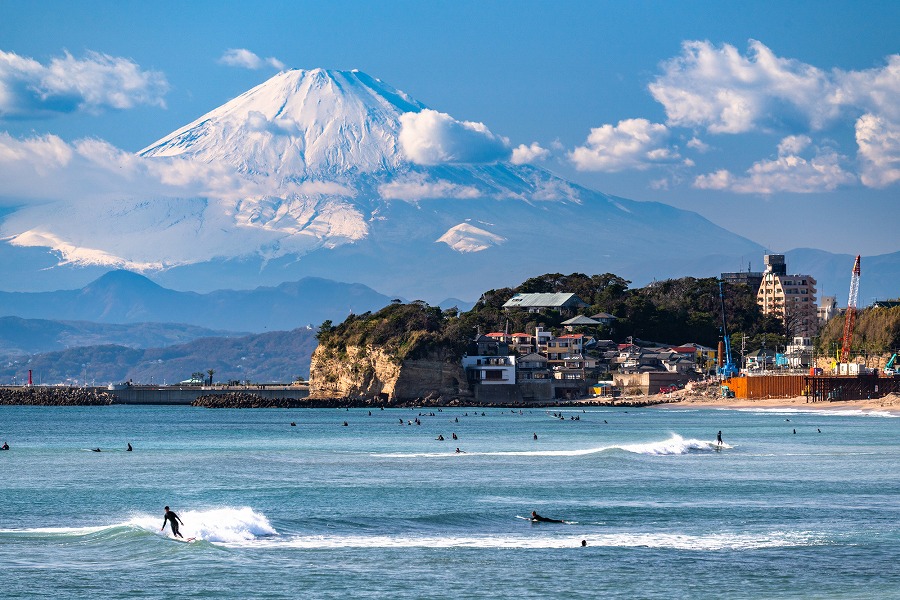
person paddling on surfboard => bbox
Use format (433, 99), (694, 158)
(161, 506), (185, 538)
(531, 510), (564, 523)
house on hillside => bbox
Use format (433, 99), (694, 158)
(502, 293), (588, 315)
(509, 332), (535, 354)
(516, 353), (550, 381)
(462, 335), (516, 385)
(561, 315), (600, 332)
(590, 312), (618, 327)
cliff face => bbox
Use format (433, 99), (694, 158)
(309, 344), (471, 402)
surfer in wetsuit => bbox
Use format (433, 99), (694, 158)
(716, 431), (723, 446)
(531, 511), (563, 523)
(161, 506), (184, 538)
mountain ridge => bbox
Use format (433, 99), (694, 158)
(0, 271), (392, 332)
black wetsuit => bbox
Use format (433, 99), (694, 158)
(532, 513), (563, 523)
(163, 511), (184, 537)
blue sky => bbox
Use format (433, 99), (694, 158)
(1, 0), (898, 258)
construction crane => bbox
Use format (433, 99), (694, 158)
(717, 280), (739, 378)
(840, 255), (861, 364)
(885, 353), (898, 376)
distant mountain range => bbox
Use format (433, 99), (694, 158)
(0, 327), (318, 386)
(0, 315), (245, 357)
(0, 270), (393, 332)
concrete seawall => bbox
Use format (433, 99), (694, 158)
(104, 385), (310, 405)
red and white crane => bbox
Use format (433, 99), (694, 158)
(840, 255), (861, 364)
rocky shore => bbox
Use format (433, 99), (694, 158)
(0, 387), (115, 406)
(192, 390), (678, 409)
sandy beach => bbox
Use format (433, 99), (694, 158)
(662, 391), (900, 413)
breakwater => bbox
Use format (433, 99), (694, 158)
(0, 385), (309, 406)
(0, 386), (114, 406)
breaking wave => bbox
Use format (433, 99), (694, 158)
(373, 434), (728, 458)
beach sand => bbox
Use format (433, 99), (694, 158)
(662, 391), (900, 412)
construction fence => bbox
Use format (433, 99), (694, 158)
(723, 374), (900, 401)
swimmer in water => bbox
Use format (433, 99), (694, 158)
(127, 443), (133, 451)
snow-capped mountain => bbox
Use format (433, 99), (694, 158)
(1, 68), (770, 300)
(140, 69), (423, 178)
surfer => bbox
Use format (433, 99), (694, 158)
(161, 506), (185, 538)
(92, 448), (101, 452)
(533, 433), (538, 440)
(455, 447), (464, 453)
(531, 511), (563, 523)
(437, 434), (444, 441)
(716, 431), (723, 446)
(1, 441), (8, 450)
(127, 443), (133, 451)
(452, 433), (457, 440)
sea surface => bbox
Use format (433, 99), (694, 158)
(1, 403), (898, 599)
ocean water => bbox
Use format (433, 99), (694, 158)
(1, 404), (898, 599)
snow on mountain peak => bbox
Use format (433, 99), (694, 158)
(437, 222), (507, 253)
(139, 69), (426, 178)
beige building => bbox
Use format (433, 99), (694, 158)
(756, 254), (819, 337)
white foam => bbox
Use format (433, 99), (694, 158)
(0, 525), (109, 535)
(372, 434), (727, 458)
(130, 506), (277, 543)
(221, 530), (825, 551)
(733, 407), (898, 418)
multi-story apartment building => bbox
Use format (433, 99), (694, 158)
(756, 254), (819, 337)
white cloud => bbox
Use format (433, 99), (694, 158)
(649, 40), (837, 134)
(378, 175), (481, 201)
(569, 118), (679, 172)
(510, 142), (549, 164)
(777, 134), (812, 156)
(398, 109), (509, 165)
(218, 48), (285, 71)
(687, 137), (710, 153)
(0, 49), (168, 118)
(694, 136), (856, 194)
(245, 110), (302, 135)
(855, 113), (900, 187)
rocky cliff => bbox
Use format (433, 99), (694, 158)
(308, 344), (471, 403)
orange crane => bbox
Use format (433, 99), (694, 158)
(840, 255), (861, 364)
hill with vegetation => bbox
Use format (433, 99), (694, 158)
(316, 272), (785, 359)
(817, 304), (900, 357)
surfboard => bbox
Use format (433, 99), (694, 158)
(169, 535), (196, 543)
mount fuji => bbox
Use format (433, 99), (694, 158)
(2, 68), (767, 300)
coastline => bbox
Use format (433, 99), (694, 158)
(658, 391), (900, 413)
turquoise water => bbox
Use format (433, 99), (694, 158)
(1, 404), (898, 599)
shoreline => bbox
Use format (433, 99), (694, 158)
(657, 392), (900, 413)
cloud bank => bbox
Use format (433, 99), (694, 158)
(0, 50), (168, 119)
(378, 174), (481, 201)
(694, 135), (856, 194)
(563, 39), (900, 193)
